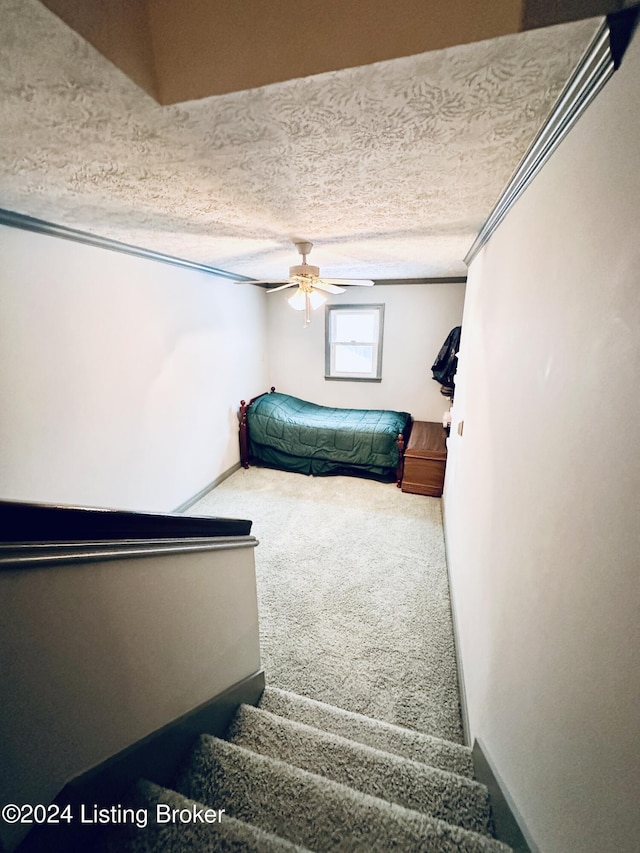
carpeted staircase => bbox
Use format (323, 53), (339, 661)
(99, 687), (513, 853)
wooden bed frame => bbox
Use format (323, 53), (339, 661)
(239, 387), (409, 487)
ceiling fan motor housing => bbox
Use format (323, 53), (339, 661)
(289, 263), (320, 278)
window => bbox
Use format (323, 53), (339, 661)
(325, 304), (384, 381)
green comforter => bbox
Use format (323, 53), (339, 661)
(248, 392), (410, 477)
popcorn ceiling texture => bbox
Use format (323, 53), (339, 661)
(0, 0), (600, 278)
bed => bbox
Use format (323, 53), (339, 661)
(239, 388), (411, 485)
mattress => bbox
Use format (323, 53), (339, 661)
(247, 392), (410, 476)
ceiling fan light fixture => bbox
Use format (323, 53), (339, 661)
(252, 241), (374, 325)
(308, 289), (327, 310)
(288, 286), (326, 312)
(288, 288), (306, 310)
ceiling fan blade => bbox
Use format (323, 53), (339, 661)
(265, 281), (297, 293)
(234, 279), (290, 285)
(313, 281), (346, 294)
(320, 278), (375, 286)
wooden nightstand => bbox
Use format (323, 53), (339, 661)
(401, 421), (448, 497)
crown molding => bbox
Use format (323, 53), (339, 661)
(372, 276), (467, 285)
(464, 17), (616, 266)
(0, 208), (253, 281)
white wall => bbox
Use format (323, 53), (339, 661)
(266, 283), (465, 421)
(0, 542), (260, 852)
(0, 227), (268, 511)
(443, 25), (640, 853)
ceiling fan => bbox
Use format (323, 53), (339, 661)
(237, 241), (374, 325)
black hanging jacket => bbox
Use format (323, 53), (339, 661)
(431, 326), (461, 388)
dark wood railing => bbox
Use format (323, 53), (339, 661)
(0, 499), (251, 543)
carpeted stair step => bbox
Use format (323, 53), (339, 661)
(177, 734), (513, 853)
(96, 779), (312, 853)
(259, 685), (475, 778)
(228, 703), (492, 836)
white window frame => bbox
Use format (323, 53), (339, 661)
(324, 304), (385, 382)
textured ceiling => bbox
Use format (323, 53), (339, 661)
(0, 0), (601, 280)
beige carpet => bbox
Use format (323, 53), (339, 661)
(191, 466), (463, 743)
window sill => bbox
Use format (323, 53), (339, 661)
(324, 376), (382, 382)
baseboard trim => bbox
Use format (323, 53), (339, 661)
(17, 670), (265, 853)
(440, 501), (471, 747)
(174, 462), (242, 513)
(473, 739), (538, 853)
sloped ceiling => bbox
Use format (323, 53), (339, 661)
(0, 0), (602, 280)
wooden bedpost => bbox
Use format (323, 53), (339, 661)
(239, 388), (276, 469)
(239, 400), (250, 468)
(396, 431), (405, 487)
